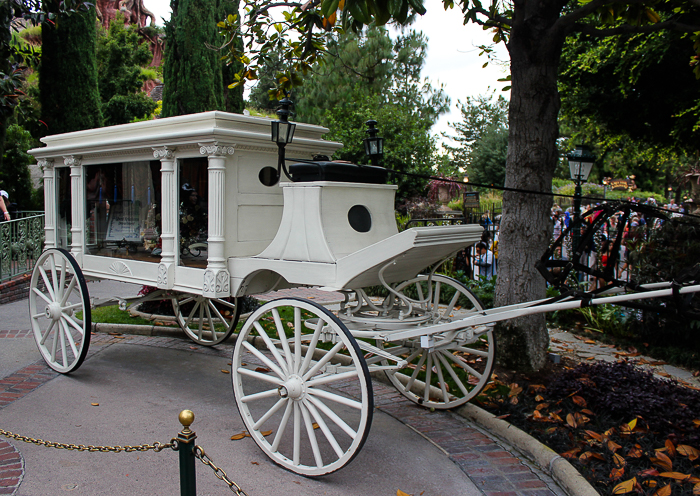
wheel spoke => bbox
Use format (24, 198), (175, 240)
(272, 309), (294, 373)
(32, 287), (52, 305)
(208, 301), (229, 332)
(443, 350), (483, 378)
(443, 291), (461, 318)
(252, 322), (289, 377)
(306, 370), (359, 388)
(271, 400), (293, 452)
(405, 352), (427, 391)
(62, 313), (85, 335)
(38, 266), (56, 301)
(307, 388), (363, 410)
(40, 320), (56, 346)
(242, 341), (286, 380)
(50, 321), (59, 362)
(240, 388), (280, 404)
(299, 317), (325, 376)
(437, 351), (470, 396)
(304, 399), (344, 459)
(197, 301), (205, 340)
(253, 398), (287, 430)
(184, 300), (201, 329)
(306, 394), (357, 439)
(452, 345), (490, 358)
(60, 277), (77, 306)
(60, 318), (80, 357)
(59, 321), (68, 367)
(293, 402), (301, 466)
(57, 256), (68, 303)
(434, 354), (449, 401)
(302, 341), (344, 381)
(49, 254), (59, 299)
(237, 367), (284, 385)
(204, 303), (216, 339)
(294, 307), (302, 373)
(300, 402), (323, 468)
(423, 354), (433, 403)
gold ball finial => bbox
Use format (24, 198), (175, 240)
(179, 409), (195, 428)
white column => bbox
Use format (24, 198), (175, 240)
(65, 156), (84, 264)
(39, 159), (56, 250)
(153, 146), (176, 289)
(199, 142), (234, 298)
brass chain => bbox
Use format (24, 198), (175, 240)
(193, 445), (249, 496)
(0, 429), (176, 454)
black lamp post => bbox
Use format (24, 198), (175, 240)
(567, 144), (596, 256)
(363, 120), (384, 166)
(271, 97), (296, 179)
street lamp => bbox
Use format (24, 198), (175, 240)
(271, 97), (296, 180)
(567, 144), (596, 256)
(363, 120), (384, 165)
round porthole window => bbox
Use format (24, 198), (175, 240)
(258, 166), (279, 187)
(348, 205), (372, 233)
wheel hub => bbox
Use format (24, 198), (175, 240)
(278, 375), (305, 400)
(45, 302), (63, 321)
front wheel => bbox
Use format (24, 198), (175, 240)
(172, 293), (241, 346)
(382, 274), (496, 409)
(28, 249), (91, 374)
(232, 298), (373, 476)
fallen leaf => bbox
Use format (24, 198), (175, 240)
(572, 395), (587, 407)
(221, 369), (230, 374)
(582, 409), (595, 415)
(535, 395), (544, 402)
(610, 467), (625, 481)
(644, 480), (658, 488)
(536, 403), (549, 411)
(311, 423), (320, 430)
(694, 483), (700, 495)
(638, 468), (660, 477)
(654, 484), (672, 496)
(613, 477), (637, 494)
(255, 367), (271, 373)
(613, 453), (626, 468)
(585, 430), (603, 442)
(508, 383), (523, 397)
(397, 490), (411, 496)
(567, 413), (577, 429)
(650, 452), (673, 472)
(628, 418), (638, 430)
(657, 371), (671, 378)
(607, 440), (622, 452)
(665, 439), (676, 457)
(584, 339), (596, 344)
(261, 430), (273, 436)
(91, 402), (99, 406)
(251, 461), (259, 465)
(628, 445), (644, 458)
(561, 448), (581, 459)
(660, 472), (691, 482)
(230, 431), (250, 440)
(677, 445), (700, 461)
(495, 414), (511, 420)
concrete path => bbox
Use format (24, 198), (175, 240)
(0, 282), (567, 496)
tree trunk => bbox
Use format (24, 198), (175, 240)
(494, 2), (565, 371)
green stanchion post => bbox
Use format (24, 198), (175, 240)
(177, 410), (197, 496)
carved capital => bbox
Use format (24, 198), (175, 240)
(153, 146), (176, 160)
(157, 263), (174, 289)
(64, 155), (82, 167)
(37, 158), (55, 170)
(199, 142), (235, 157)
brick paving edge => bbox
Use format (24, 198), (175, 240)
(456, 403), (598, 496)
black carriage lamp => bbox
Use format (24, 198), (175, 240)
(567, 144), (596, 256)
(271, 96), (296, 180)
(363, 120), (384, 166)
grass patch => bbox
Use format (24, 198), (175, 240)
(81, 305), (156, 326)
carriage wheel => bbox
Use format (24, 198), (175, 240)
(382, 274), (496, 409)
(28, 249), (91, 374)
(232, 298), (373, 476)
(172, 293), (241, 346)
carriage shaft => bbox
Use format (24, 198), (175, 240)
(383, 284), (700, 342)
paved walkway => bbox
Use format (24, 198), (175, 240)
(0, 282), (567, 496)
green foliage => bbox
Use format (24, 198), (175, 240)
(321, 92), (440, 202)
(162, 0), (224, 117)
(40, 5), (103, 135)
(218, 0), (244, 113)
(443, 93), (508, 184)
(0, 123), (39, 210)
(102, 93), (157, 126)
(247, 50), (285, 111)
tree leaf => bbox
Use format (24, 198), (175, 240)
(659, 472), (691, 481)
(585, 430), (603, 442)
(610, 467), (625, 481)
(572, 395), (587, 407)
(613, 477), (637, 494)
(397, 490), (411, 496)
(677, 445), (700, 461)
(654, 484), (671, 496)
(665, 439), (676, 457)
(693, 482), (700, 495)
(650, 452), (673, 472)
(627, 445), (644, 458)
(613, 453), (626, 468)
(608, 440), (622, 452)
(567, 413), (577, 428)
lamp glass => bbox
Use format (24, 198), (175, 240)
(369, 140), (378, 155)
(569, 160), (582, 179)
(271, 121), (279, 143)
(286, 122), (296, 144)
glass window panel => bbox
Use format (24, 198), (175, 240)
(56, 167), (72, 250)
(84, 161), (161, 261)
(179, 158), (208, 268)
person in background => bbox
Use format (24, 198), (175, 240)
(474, 241), (497, 278)
(0, 190), (11, 221)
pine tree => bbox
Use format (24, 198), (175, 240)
(218, 0), (244, 113)
(40, 5), (103, 135)
(162, 0), (223, 117)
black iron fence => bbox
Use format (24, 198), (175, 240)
(0, 212), (45, 283)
